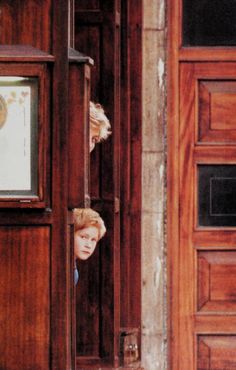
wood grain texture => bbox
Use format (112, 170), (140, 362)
(169, 2), (236, 370)
(0, 0), (52, 53)
(74, 0), (142, 368)
(75, 0), (121, 368)
(68, 63), (91, 209)
(198, 336), (236, 370)
(198, 251), (236, 312)
(0, 226), (50, 370)
(179, 62), (195, 370)
(167, 0), (181, 369)
(178, 62), (236, 370)
(51, 1), (72, 369)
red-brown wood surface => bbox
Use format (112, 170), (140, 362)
(167, 0), (180, 368)
(0, 226), (50, 370)
(68, 62), (91, 209)
(0, 2), (96, 370)
(74, 0), (142, 368)
(0, 1), (52, 53)
(75, 0), (121, 368)
(174, 60), (236, 370)
(51, 1), (72, 369)
(0, 62), (50, 208)
(120, 0), (142, 354)
(168, 1), (236, 369)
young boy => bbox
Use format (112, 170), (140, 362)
(89, 101), (111, 152)
(73, 208), (106, 285)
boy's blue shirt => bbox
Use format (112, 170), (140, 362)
(74, 267), (79, 285)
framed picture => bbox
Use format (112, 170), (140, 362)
(0, 64), (49, 207)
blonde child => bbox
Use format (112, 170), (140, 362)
(73, 208), (106, 284)
(89, 101), (111, 152)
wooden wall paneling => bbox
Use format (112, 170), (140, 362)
(0, 3), (79, 370)
(0, 226), (50, 370)
(0, 0), (52, 53)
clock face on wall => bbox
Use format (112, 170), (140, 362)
(0, 95), (7, 129)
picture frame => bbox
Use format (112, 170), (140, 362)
(0, 63), (49, 208)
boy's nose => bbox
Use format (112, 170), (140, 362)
(85, 241), (92, 249)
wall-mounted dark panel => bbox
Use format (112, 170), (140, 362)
(198, 165), (236, 227)
(183, 0), (236, 46)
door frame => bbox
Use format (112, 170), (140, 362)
(167, 0), (180, 369)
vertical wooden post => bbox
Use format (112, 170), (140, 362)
(51, 1), (70, 369)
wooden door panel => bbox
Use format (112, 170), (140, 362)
(197, 250), (236, 312)
(0, 226), (50, 370)
(198, 336), (236, 370)
(199, 80), (236, 142)
(179, 62), (236, 370)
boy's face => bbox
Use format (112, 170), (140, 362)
(74, 226), (99, 260)
(89, 126), (100, 152)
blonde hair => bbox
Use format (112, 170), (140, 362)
(90, 101), (111, 141)
(73, 208), (106, 240)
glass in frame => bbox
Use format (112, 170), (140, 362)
(0, 76), (38, 198)
(183, 0), (236, 46)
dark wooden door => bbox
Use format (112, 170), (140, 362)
(74, 0), (142, 369)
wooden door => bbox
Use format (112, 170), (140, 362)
(168, 1), (236, 369)
(179, 62), (236, 369)
(74, 0), (142, 368)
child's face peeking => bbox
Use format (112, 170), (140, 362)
(74, 226), (99, 260)
(89, 126), (100, 152)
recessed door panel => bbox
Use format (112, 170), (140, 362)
(198, 336), (236, 370)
